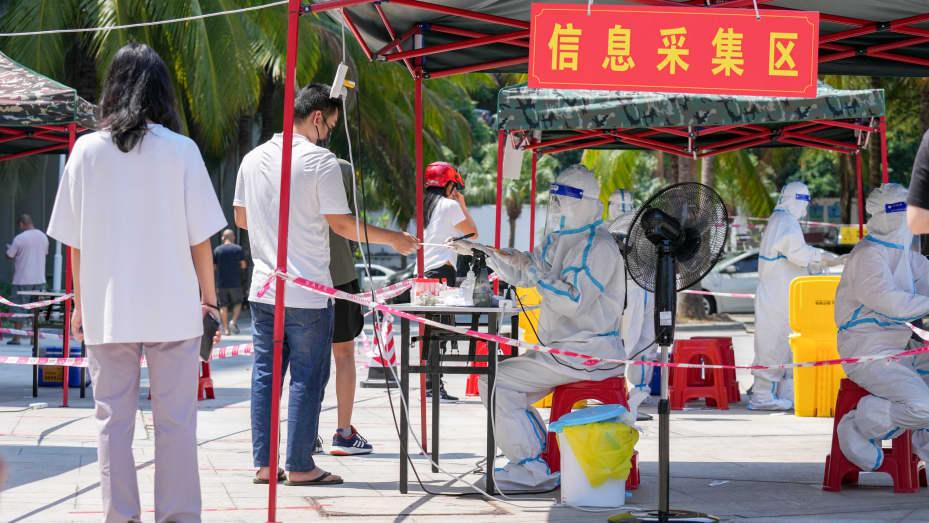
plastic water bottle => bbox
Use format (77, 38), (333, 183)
(460, 269), (476, 306)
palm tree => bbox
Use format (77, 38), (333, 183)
(0, 0), (484, 227)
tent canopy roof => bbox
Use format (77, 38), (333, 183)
(495, 83), (885, 157)
(322, 0), (929, 78)
(0, 51), (96, 159)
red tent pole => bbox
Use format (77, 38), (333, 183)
(494, 131), (505, 294)
(414, 63), (428, 453)
(880, 117), (889, 183)
(267, 1), (301, 521)
(62, 123), (76, 407)
(856, 151), (865, 239)
(529, 150), (538, 251)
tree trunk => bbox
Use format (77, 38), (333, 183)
(656, 151), (667, 183)
(505, 196), (521, 249)
(840, 154), (853, 224)
(666, 154), (679, 184)
(921, 79), (929, 132)
(701, 156), (715, 188)
(678, 157), (696, 183)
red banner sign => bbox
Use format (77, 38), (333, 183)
(529, 4), (819, 98)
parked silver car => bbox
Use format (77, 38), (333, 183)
(696, 250), (760, 315)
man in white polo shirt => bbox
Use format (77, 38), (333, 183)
(234, 83), (417, 485)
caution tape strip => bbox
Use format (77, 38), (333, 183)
(261, 271), (929, 372)
(0, 313), (33, 318)
(0, 294), (72, 310)
(0, 342), (256, 368)
(681, 289), (755, 300)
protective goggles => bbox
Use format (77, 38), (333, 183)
(795, 193), (811, 202)
(550, 183), (585, 200)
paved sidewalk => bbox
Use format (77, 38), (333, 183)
(1, 322), (928, 522)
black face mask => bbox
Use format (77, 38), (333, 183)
(314, 120), (335, 149)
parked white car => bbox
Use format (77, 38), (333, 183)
(354, 263), (396, 290)
(695, 249), (842, 315)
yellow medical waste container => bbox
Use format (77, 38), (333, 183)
(838, 225), (867, 245)
(788, 276), (845, 417)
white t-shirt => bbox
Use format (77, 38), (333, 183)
(6, 229), (48, 285)
(234, 133), (351, 309)
(423, 197), (466, 272)
(47, 124), (226, 346)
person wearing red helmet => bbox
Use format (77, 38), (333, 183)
(423, 161), (478, 283)
(423, 161), (478, 402)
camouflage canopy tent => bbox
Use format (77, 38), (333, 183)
(496, 83), (886, 158)
(494, 82), (886, 248)
(0, 50), (95, 162)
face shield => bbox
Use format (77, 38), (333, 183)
(866, 184), (912, 246)
(544, 182), (601, 236)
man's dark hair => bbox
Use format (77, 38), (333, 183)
(294, 83), (341, 123)
(17, 214), (32, 227)
(98, 43), (181, 153)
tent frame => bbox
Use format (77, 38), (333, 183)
(0, 124), (82, 408)
(268, 1), (909, 520)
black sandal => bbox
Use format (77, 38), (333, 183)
(253, 469), (286, 484)
(284, 470), (344, 486)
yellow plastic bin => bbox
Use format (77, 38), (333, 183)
(788, 275), (844, 417)
(789, 334), (845, 417)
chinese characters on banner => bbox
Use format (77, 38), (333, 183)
(529, 4), (819, 98)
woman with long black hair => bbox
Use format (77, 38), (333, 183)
(48, 43), (225, 522)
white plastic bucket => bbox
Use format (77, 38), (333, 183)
(557, 431), (626, 508)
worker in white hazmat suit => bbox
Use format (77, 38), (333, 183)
(835, 183), (929, 471)
(607, 189), (656, 419)
(751, 181), (840, 410)
(449, 166), (627, 492)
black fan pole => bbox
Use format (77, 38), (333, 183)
(654, 241), (676, 517)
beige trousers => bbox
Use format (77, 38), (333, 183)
(87, 337), (201, 523)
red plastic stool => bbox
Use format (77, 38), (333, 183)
(541, 377), (639, 490)
(823, 379), (927, 493)
(198, 362), (215, 401)
(690, 337), (740, 403)
(669, 339), (732, 410)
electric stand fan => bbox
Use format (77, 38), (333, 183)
(610, 183), (729, 523)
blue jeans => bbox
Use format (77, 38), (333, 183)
(250, 301), (333, 472)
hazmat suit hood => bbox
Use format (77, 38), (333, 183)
(607, 188), (636, 236)
(546, 165), (603, 234)
(775, 181), (812, 219)
(866, 183), (912, 248)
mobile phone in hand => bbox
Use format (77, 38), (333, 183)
(200, 313), (220, 361)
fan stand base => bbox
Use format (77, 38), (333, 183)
(608, 509), (719, 522)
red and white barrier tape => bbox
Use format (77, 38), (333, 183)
(681, 289), (755, 300)
(0, 294), (71, 310)
(0, 328), (73, 342)
(0, 312), (32, 318)
(0, 342), (255, 368)
(257, 275), (413, 303)
(261, 271), (929, 372)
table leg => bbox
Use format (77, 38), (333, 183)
(32, 310), (39, 398)
(486, 312), (498, 494)
(428, 323), (441, 473)
(400, 317), (410, 494)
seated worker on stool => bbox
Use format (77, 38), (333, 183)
(449, 165), (626, 492)
(835, 183), (929, 470)
(608, 188), (657, 421)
